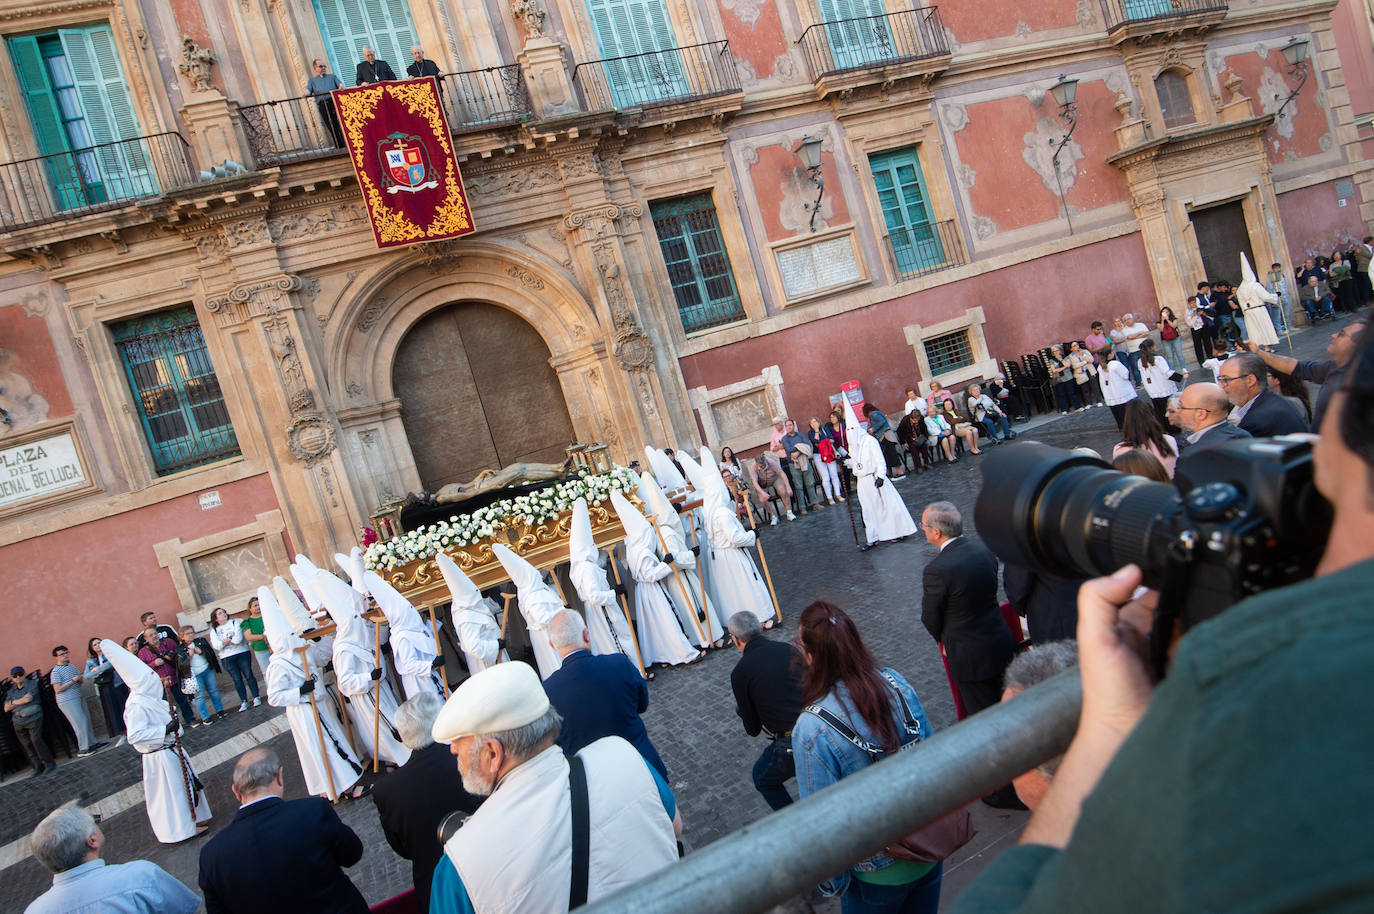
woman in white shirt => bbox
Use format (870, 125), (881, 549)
(1137, 339), (1181, 428)
(209, 606), (261, 712)
(924, 404), (958, 463)
(1097, 348), (1136, 430)
(1068, 341), (1098, 408)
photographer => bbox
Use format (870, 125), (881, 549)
(952, 331), (1374, 911)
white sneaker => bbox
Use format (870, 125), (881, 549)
(238, 702), (248, 713)
(251, 697), (262, 708)
(786, 511), (796, 521)
(770, 516), (779, 526)
(114, 735), (126, 748)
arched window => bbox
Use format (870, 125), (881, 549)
(1154, 69), (1196, 130)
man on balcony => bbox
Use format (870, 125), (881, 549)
(303, 60), (345, 148)
(406, 45), (445, 97)
(355, 47), (397, 86)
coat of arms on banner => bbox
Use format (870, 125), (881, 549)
(379, 132), (439, 194)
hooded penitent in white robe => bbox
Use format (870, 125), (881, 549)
(260, 586), (363, 800)
(492, 544), (565, 679)
(292, 556), (334, 630)
(101, 639), (211, 843)
(644, 445), (689, 495)
(314, 573), (410, 767)
(639, 472), (724, 646)
(697, 446), (776, 625)
(609, 491), (702, 667)
(366, 570), (442, 699)
(334, 549), (382, 652)
(436, 553), (506, 676)
(569, 499), (645, 671)
(674, 449), (725, 618)
(1238, 252), (1281, 347)
(844, 403), (917, 546)
(274, 576), (334, 666)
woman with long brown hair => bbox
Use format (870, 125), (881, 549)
(793, 602), (941, 913)
(1111, 399), (1179, 479)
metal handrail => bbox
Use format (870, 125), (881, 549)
(1100, 0), (1228, 31)
(572, 40), (741, 112)
(584, 670), (1082, 914)
(884, 219), (968, 280)
(796, 6), (949, 79)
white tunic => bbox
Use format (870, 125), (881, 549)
(455, 606), (505, 675)
(390, 627), (442, 699)
(704, 505), (775, 625)
(125, 694), (211, 843)
(1140, 355), (1180, 400)
(267, 652), (363, 799)
(332, 640), (411, 766)
(1242, 306), (1279, 346)
(568, 559), (644, 672)
(446, 739), (678, 914)
(520, 589), (565, 680)
(849, 431), (917, 545)
(1099, 359), (1136, 406)
(625, 543), (702, 666)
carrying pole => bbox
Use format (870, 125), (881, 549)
(745, 506), (782, 623)
(498, 591), (517, 660)
(649, 516), (710, 646)
(372, 620), (382, 773)
(426, 605), (450, 697)
(607, 552), (649, 679)
(686, 523), (710, 630)
(297, 647), (338, 802)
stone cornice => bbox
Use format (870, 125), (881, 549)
(1106, 114), (1274, 168)
(0, 0), (114, 21)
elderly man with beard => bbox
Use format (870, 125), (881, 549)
(428, 662), (682, 914)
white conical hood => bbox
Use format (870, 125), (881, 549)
(436, 552), (486, 613)
(291, 558), (325, 612)
(259, 585), (305, 655)
(272, 576), (315, 633)
(1240, 252), (1258, 286)
(569, 498), (598, 565)
(335, 549), (368, 596)
(698, 445), (730, 514)
(676, 449), (704, 496)
(101, 638), (161, 697)
(492, 544), (565, 615)
(645, 447), (687, 490)
(610, 490), (656, 555)
(638, 471), (679, 530)
(364, 570), (427, 635)
(314, 571), (366, 642)
(845, 398), (868, 440)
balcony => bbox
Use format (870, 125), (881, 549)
(1100, 0), (1228, 44)
(884, 220), (967, 281)
(572, 40), (742, 116)
(797, 7), (950, 97)
(0, 133), (195, 231)
(241, 65), (533, 168)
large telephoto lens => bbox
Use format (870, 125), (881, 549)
(975, 442), (1183, 579)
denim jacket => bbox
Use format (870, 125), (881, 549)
(793, 668), (933, 889)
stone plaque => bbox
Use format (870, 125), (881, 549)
(713, 390), (772, 443)
(0, 431), (87, 509)
(189, 539), (271, 605)
(776, 235), (861, 299)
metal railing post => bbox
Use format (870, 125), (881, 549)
(583, 670), (1082, 914)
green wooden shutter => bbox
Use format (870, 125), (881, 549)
(314, 0), (417, 85)
(817, 0), (893, 71)
(59, 25), (156, 200)
(869, 148), (943, 276)
(586, 0), (686, 107)
(7, 35), (86, 210)
(651, 195), (744, 334)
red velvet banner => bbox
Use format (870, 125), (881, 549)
(333, 77), (476, 249)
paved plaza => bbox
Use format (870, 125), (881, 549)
(1, 315), (1353, 913)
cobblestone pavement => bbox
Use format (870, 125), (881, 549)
(2, 315), (1352, 913)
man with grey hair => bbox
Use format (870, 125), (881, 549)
(25, 802), (197, 913)
(406, 44), (443, 89)
(542, 610), (667, 778)
(430, 661), (681, 912)
(373, 693), (480, 911)
(728, 611), (804, 810)
(1215, 351), (1306, 437)
(1000, 641), (1079, 810)
(198, 747), (369, 913)
(920, 500), (1019, 807)
(302, 58), (344, 147)
(355, 46), (396, 85)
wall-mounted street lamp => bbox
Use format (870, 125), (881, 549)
(795, 135), (825, 232)
(1274, 37), (1310, 120)
(1048, 74), (1079, 235)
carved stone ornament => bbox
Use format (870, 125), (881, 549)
(614, 331), (654, 371)
(511, 0), (546, 37)
(286, 413), (337, 467)
(177, 36), (215, 92)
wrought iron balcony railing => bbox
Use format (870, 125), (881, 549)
(242, 66), (532, 168)
(884, 219), (967, 280)
(573, 40), (741, 112)
(0, 132), (194, 231)
(797, 7), (949, 79)
(1100, 0), (1228, 34)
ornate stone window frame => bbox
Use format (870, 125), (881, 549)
(767, 224), (870, 306)
(686, 364), (785, 454)
(904, 306), (998, 394)
(154, 508), (290, 628)
(1123, 42), (1216, 139)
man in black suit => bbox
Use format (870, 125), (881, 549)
(1217, 352), (1308, 438)
(198, 747), (368, 914)
(919, 501), (1016, 717)
(1176, 381), (1252, 453)
(406, 44), (444, 92)
(728, 611), (804, 810)
(541, 609), (667, 779)
(355, 46), (396, 85)
(372, 692), (481, 912)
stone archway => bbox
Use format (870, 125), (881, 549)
(392, 301), (577, 491)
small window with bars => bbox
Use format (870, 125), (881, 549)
(1154, 70), (1196, 130)
(111, 306), (240, 476)
(924, 329), (974, 376)
(650, 193), (745, 334)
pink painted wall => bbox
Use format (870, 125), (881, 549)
(941, 0), (1077, 44)
(1277, 179), (1371, 260)
(715, 0), (790, 83)
(750, 143), (851, 241)
(956, 81), (1129, 234)
(1221, 47), (1328, 164)
(1330, 0), (1374, 162)
(680, 232), (1154, 432)
(3, 472), (281, 673)
(0, 305), (73, 420)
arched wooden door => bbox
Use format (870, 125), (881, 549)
(392, 301), (577, 492)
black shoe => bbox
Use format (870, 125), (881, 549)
(982, 787), (1029, 811)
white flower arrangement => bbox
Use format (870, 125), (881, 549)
(363, 465), (641, 572)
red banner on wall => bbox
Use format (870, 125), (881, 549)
(333, 77), (476, 249)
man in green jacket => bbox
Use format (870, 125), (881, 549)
(953, 328), (1374, 912)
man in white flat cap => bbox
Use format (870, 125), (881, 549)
(428, 661), (681, 914)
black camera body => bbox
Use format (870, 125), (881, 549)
(976, 438), (1331, 674)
